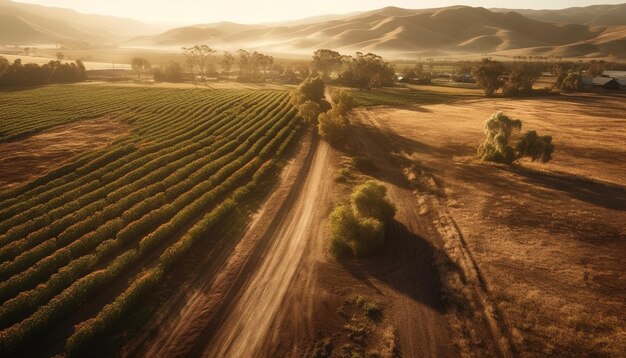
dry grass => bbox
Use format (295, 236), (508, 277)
(361, 92), (626, 356)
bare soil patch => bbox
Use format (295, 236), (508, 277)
(360, 92), (626, 356)
(0, 115), (130, 189)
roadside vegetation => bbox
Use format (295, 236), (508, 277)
(328, 181), (396, 258)
(477, 112), (554, 164)
(290, 76), (354, 144)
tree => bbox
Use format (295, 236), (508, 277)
(477, 112), (554, 164)
(312, 49), (343, 79)
(587, 60), (606, 77)
(237, 49), (271, 81)
(290, 76), (326, 106)
(560, 72), (584, 91)
(130, 57), (151, 79)
(351, 181), (396, 223)
(260, 54), (273, 78)
(182, 45), (216, 81)
(297, 100), (321, 124)
(341, 52), (395, 90)
(318, 108), (349, 143)
(502, 62), (542, 96)
(553, 62), (577, 88)
(472, 58), (505, 96)
(56, 52), (65, 60)
(221, 51), (234, 80)
(477, 112), (522, 164)
(153, 61), (184, 82)
(0, 58), (86, 87)
(330, 90), (353, 115)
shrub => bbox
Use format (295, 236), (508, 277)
(516, 130), (554, 163)
(477, 112), (522, 164)
(351, 181), (396, 223)
(318, 108), (349, 143)
(328, 181), (395, 258)
(328, 205), (357, 257)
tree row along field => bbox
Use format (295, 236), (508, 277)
(0, 85), (301, 356)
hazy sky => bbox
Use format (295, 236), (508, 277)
(14, 0), (626, 24)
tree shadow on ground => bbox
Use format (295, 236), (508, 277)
(337, 221), (465, 315)
(508, 165), (626, 211)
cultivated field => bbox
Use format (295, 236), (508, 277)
(0, 85), (300, 356)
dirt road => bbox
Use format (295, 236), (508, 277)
(201, 139), (331, 357)
(125, 131), (334, 357)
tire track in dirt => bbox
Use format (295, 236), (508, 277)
(201, 139), (331, 357)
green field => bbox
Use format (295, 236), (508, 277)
(0, 86), (300, 355)
(348, 85), (481, 107)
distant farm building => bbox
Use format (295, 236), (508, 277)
(453, 74), (476, 83)
(582, 76), (622, 90)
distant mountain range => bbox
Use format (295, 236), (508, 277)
(1, 0), (625, 59)
(0, 0), (165, 45)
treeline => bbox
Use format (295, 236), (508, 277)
(151, 45), (395, 89)
(312, 49), (395, 89)
(0, 57), (87, 87)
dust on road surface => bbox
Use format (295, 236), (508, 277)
(202, 140), (331, 357)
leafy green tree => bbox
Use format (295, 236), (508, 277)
(472, 58), (505, 96)
(587, 60), (606, 77)
(351, 181), (396, 223)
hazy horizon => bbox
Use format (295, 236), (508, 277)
(11, 0), (626, 25)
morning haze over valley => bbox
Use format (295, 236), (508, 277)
(0, 0), (624, 357)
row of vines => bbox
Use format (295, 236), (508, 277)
(0, 85), (301, 355)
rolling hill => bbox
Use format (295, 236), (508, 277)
(130, 5), (626, 58)
(0, 0), (164, 45)
(491, 3), (626, 26)
(1, 0), (625, 59)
